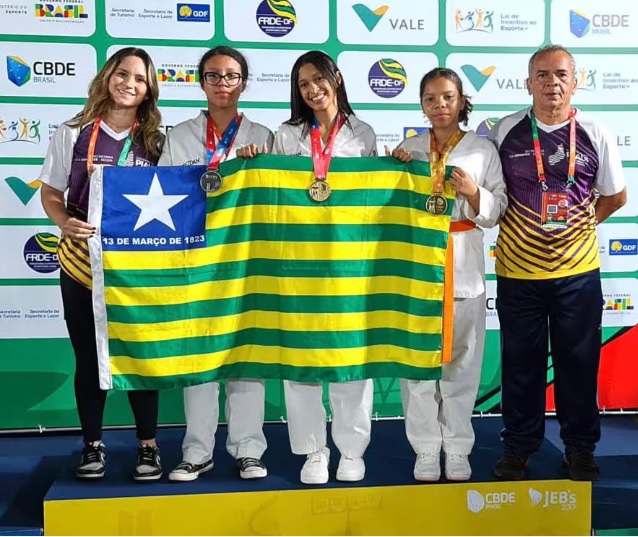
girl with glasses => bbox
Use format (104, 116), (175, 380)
(159, 46), (274, 482)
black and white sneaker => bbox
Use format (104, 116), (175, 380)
(133, 445), (163, 482)
(76, 441), (106, 479)
(237, 457), (268, 479)
(168, 459), (214, 482)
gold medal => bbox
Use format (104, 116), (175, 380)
(425, 194), (448, 215)
(426, 129), (464, 215)
(309, 180), (331, 202)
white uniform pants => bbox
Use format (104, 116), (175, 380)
(284, 379), (373, 458)
(401, 294), (486, 455)
(181, 379), (266, 464)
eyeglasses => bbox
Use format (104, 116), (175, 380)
(202, 72), (244, 86)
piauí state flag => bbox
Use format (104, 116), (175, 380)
(88, 155), (455, 390)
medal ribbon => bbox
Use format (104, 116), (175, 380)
(530, 108), (576, 190)
(310, 114), (345, 180)
(87, 118), (137, 173)
(206, 113), (241, 171)
(429, 129), (464, 195)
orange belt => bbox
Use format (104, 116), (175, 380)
(450, 220), (477, 233)
(442, 220), (476, 363)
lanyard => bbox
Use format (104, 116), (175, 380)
(429, 129), (464, 194)
(87, 118), (136, 173)
(530, 108), (576, 190)
(310, 114), (345, 180)
(206, 113), (241, 171)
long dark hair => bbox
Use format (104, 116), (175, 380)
(419, 67), (473, 126)
(287, 50), (355, 136)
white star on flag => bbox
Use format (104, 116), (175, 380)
(123, 173), (188, 231)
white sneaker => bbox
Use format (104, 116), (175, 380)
(336, 457), (365, 482)
(414, 452), (441, 482)
(300, 447), (330, 484)
(445, 453), (471, 481)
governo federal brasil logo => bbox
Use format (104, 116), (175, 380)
(256, 0), (297, 37)
(7, 56), (31, 87)
(461, 64), (496, 92)
(35, 3), (89, 19)
(23, 232), (59, 274)
(5, 176), (43, 205)
(353, 3), (389, 31)
(368, 58), (407, 98)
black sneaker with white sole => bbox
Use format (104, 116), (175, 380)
(237, 457), (268, 479)
(168, 459), (214, 482)
(133, 445), (163, 481)
(76, 441), (106, 479)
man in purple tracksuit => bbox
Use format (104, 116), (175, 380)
(488, 45), (626, 482)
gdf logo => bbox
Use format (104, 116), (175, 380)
(23, 232), (59, 273)
(610, 239), (638, 256)
(176, 4), (211, 22)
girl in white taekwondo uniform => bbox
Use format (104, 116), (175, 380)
(241, 50), (378, 485)
(389, 67), (507, 482)
(158, 46), (274, 482)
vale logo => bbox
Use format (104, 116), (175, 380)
(461, 64), (496, 91)
(5, 176), (43, 205)
(352, 3), (389, 31)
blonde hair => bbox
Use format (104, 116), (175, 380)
(68, 47), (163, 156)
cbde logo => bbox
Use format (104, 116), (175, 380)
(6, 55), (76, 87)
(609, 239), (638, 256)
(5, 176), (43, 205)
(467, 490), (516, 513)
(570, 9), (630, 38)
(352, 3), (389, 31)
(177, 4), (210, 22)
(23, 232), (59, 274)
(6, 56), (30, 87)
(460, 64), (496, 91)
(256, 0), (297, 38)
(368, 58), (407, 98)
